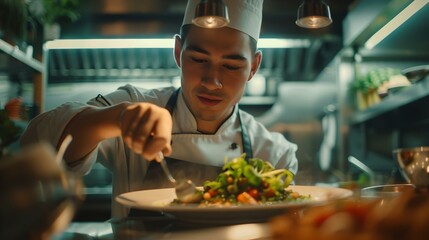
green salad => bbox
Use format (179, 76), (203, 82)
(173, 154), (310, 206)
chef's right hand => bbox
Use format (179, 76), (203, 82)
(118, 103), (172, 161)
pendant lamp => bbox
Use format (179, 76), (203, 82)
(296, 0), (333, 29)
(192, 0), (230, 28)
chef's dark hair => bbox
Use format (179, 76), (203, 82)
(180, 24), (258, 54)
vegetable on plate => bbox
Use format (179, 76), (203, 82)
(172, 154), (310, 206)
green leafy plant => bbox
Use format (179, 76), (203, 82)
(351, 67), (403, 110)
(27, 0), (81, 25)
(352, 68), (401, 94)
(0, 0), (26, 41)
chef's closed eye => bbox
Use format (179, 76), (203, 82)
(191, 57), (207, 63)
(222, 57), (246, 71)
(223, 64), (241, 71)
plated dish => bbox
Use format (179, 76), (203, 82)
(175, 155), (302, 206)
(116, 185), (353, 224)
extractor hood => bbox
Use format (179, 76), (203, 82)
(43, 38), (328, 83)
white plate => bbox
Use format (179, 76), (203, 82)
(116, 185), (353, 224)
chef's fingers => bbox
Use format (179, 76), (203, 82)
(141, 115), (172, 160)
(152, 108), (172, 156)
(120, 104), (144, 149)
(130, 107), (153, 153)
(142, 136), (172, 161)
(120, 103), (172, 159)
(120, 103), (157, 154)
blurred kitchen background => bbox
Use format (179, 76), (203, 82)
(1, 0), (429, 221)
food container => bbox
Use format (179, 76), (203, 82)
(393, 146), (429, 189)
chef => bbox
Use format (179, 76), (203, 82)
(20, 0), (298, 219)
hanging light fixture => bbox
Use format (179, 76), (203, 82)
(192, 0), (230, 28)
(296, 0), (333, 29)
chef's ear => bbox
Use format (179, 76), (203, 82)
(174, 34), (182, 68)
(248, 50), (262, 81)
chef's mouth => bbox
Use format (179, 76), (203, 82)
(197, 96), (223, 106)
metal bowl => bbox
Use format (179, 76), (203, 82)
(393, 146), (429, 188)
(401, 65), (429, 83)
(360, 184), (414, 199)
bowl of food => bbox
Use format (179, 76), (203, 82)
(393, 146), (429, 189)
(270, 190), (429, 240)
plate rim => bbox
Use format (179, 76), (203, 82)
(115, 185), (353, 213)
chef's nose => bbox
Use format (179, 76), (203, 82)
(201, 65), (223, 90)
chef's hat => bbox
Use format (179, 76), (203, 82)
(182, 0), (264, 41)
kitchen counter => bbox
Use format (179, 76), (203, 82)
(52, 211), (272, 240)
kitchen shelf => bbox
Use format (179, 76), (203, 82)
(0, 39), (43, 73)
(349, 77), (429, 125)
(1, 38), (45, 112)
(337, 0), (429, 177)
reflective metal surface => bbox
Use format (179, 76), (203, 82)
(394, 146), (429, 189)
(0, 143), (84, 240)
(52, 213), (272, 240)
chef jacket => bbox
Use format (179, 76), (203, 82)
(20, 84), (298, 218)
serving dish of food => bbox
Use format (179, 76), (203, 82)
(116, 155), (353, 223)
(270, 188), (429, 240)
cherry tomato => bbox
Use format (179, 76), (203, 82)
(247, 188), (259, 199)
(263, 187), (275, 198)
(208, 188), (218, 197)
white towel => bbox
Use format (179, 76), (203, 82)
(319, 113), (336, 171)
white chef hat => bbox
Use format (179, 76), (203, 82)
(182, 0), (264, 41)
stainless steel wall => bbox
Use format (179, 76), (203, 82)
(258, 81), (338, 185)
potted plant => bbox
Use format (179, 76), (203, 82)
(0, 0), (27, 44)
(26, 0), (81, 40)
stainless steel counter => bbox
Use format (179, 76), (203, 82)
(52, 213), (272, 240)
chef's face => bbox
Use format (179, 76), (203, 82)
(174, 25), (261, 131)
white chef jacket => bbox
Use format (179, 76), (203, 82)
(20, 85), (298, 218)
